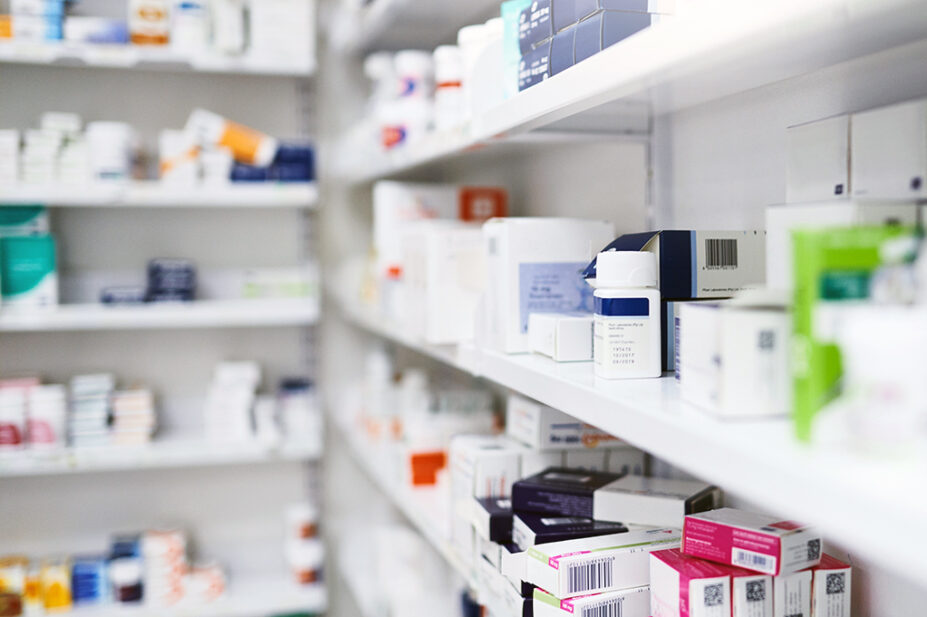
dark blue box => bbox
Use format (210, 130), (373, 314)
(575, 0), (664, 21)
(512, 467), (623, 518)
(231, 162), (271, 182)
(551, 0), (576, 33)
(518, 40), (551, 91)
(513, 512), (627, 548)
(574, 10), (655, 63)
(549, 26), (575, 76)
(518, 0), (552, 55)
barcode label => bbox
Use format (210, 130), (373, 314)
(567, 557), (615, 594)
(732, 549), (776, 574)
(704, 583), (724, 607)
(581, 598), (622, 617)
(705, 239), (738, 269)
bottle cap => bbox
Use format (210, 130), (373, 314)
(594, 250), (657, 288)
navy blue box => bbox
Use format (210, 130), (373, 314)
(100, 286), (146, 305)
(549, 27), (575, 76)
(551, 0), (576, 33)
(271, 142), (315, 182)
(519, 0), (552, 55)
(518, 41), (551, 91)
(512, 467), (623, 518)
(575, 0), (664, 21)
(474, 497), (514, 543)
(231, 162), (271, 182)
(513, 512), (627, 549)
(574, 10), (655, 63)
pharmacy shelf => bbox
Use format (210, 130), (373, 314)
(0, 298), (319, 332)
(331, 412), (477, 590)
(338, 0), (927, 182)
(336, 548), (381, 617)
(0, 41), (315, 76)
(0, 438), (323, 478)
(334, 292), (927, 586)
(330, 0), (501, 53)
(67, 579), (326, 617)
(0, 182), (318, 209)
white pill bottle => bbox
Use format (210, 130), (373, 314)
(591, 250), (662, 379)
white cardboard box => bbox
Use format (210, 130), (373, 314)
(524, 528), (681, 599)
(765, 200), (918, 292)
(400, 220), (485, 344)
(811, 555), (851, 617)
(528, 312), (594, 362)
(506, 393), (620, 450)
(533, 585), (650, 617)
(481, 217), (614, 354)
(852, 99), (927, 200)
(677, 303), (722, 411)
(786, 115), (850, 203)
(774, 569), (812, 617)
(593, 476), (721, 529)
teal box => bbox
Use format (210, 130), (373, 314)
(0, 235), (58, 307)
(0, 205), (50, 236)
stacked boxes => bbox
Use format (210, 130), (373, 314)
(69, 374), (115, 449)
(519, 0), (675, 90)
(11, 0), (64, 41)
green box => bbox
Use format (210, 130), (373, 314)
(0, 235), (58, 307)
(791, 225), (913, 441)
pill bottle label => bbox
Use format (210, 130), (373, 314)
(594, 297), (651, 374)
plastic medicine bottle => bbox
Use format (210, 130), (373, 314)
(592, 250), (662, 379)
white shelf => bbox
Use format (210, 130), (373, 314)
(67, 580), (326, 617)
(338, 0), (927, 182)
(331, 413), (476, 590)
(0, 298), (319, 332)
(331, 0), (500, 53)
(334, 291), (927, 586)
(0, 439), (322, 478)
(0, 41), (315, 76)
(0, 183), (318, 209)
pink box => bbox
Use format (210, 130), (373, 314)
(651, 548), (773, 617)
(683, 508), (822, 576)
(811, 554), (851, 617)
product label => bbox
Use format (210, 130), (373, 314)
(519, 262), (593, 333)
(683, 518), (781, 575)
(0, 422), (23, 446)
(594, 297), (651, 373)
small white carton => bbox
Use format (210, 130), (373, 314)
(533, 585), (650, 617)
(852, 99), (927, 200)
(593, 476), (721, 528)
(773, 569), (812, 617)
(528, 312), (594, 362)
(811, 554), (851, 617)
(524, 527), (681, 599)
(506, 394), (620, 450)
(786, 115), (850, 203)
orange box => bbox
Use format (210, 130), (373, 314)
(0, 16), (12, 39)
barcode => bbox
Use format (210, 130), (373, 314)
(746, 580), (766, 602)
(581, 598), (622, 617)
(732, 549), (775, 574)
(567, 557), (615, 594)
(826, 573), (846, 595)
(807, 539), (821, 561)
(704, 583), (724, 607)
(705, 239), (738, 269)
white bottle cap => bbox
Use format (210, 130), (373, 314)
(595, 250), (657, 288)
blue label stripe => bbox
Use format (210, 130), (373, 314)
(594, 297), (650, 317)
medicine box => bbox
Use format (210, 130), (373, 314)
(11, 0), (65, 16)
(528, 312), (593, 362)
(551, 0), (576, 33)
(650, 548), (772, 617)
(512, 467), (623, 518)
(852, 99), (927, 200)
(524, 527), (681, 598)
(0, 235), (58, 308)
(533, 585), (650, 617)
(472, 497), (514, 544)
(482, 217), (613, 353)
(593, 476), (721, 528)
(503, 583), (533, 617)
(682, 508), (822, 576)
(400, 221), (485, 344)
(676, 302), (722, 408)
(519, 0), (553, 55)
(765, 200), (917, 293)
(574, 0), (675, 22)
(0, 206), (49, 237)
(373, 181), (458, 274)
(773, 569), (811, 617)
(549, 26), (575, 76)
(811, 554), (851, 617)
(518, 40), (551, 91)
(512, 512), (627, 549)
(12, 14), (62, 40)
(506, 394), (620, 450)
(574, 10), (664, 64)
(786, 115), (850, 202)
(586, 230), (766, 301)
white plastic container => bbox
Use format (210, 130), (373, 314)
(170, 0), (209, 53)
(185, 109), (277, 167)
(457, 23), (488, 122)
(210, 0), (245, 54)
(591, 251), (662, 379)
(159, 129), (199, 185)
(394, 49), (433, 100)
(433, 45), (464, 130)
